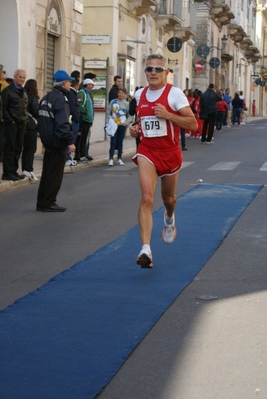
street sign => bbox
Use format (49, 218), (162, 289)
(196, 44), (210, 58)
(195, 60), (204, 72)
(209, 57), (220, 69)
(167, 37), (182, 53)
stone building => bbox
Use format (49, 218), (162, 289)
(0, 0), (83, 98)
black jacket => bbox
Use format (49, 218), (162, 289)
(200, 89), (221, 113)
(232, 98), (243, 109)
(108, 84), (119, 103)
(38, 86), (73, 149)
(2, 82), (28, 125)
(68, 87), (80, 123)
(26, 96), (39, 130)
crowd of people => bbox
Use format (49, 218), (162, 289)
(180, 85), (249, 147)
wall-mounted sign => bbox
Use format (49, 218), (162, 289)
(167, 37), (182, 53)
(82, 35), (111, 44)
(47, 0), (62, 36)
(209, 57), (220, 69)
(196, 44), (210, 59)
(73, 0), (83, 14)
(84, 60), (107, 69)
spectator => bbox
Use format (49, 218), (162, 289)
(252, 99), (256, 116)
(223, 88), (231, 127)
(75, 78), (95, 161)
(22, 79), (39, 180)
(65, 79), (80, 167)
(108, 75), (122, 103)
(1, 69), (28, 181)
(107, 87), (131, 166)
(216, 94), (228, 132)
(84, 72), (96, 80)
(37, 70), (75, 212)
(71, 70), (80, 82)
(0, 64), (9, 163)
(199, 83), (221, 144)
(231, 92), (243, 126)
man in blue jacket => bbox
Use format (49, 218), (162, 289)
(37, 70), (75, 212)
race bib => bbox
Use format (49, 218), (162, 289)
(141, 116), (167, 138)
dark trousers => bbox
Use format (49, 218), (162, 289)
(232, 108), (241, 125)
(21, 129), (37, 171)
(223, 109), (229, 126)
(216, 111), (225, 131)
(109, 125), (126, 159)
(37, 147), (66, 208)
(201, 112), (216, 142)
(2, 122), (25, 175)
(180, 128), (186, 148)
(75, 121), (91, 159)
(0, 123), (4, 161)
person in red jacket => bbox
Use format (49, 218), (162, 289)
(216, 98), (228, 131)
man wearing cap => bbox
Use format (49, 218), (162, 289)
(1, 69), (28, 180)
(75, 78), (95, 161)
(199, 83), (222, 144)
(36, 70), (75, 212)
(0, 65), (9, 162)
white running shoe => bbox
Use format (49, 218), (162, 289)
(65, 160), (77, 167)
(117, 159), (125, 166)
(162, 211), (177, 243)
(22, 170), (38, 181)
(108, 159), (113, 166)
(136, 250), (153, 268)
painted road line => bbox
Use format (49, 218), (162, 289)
(207, 162), (241, 171)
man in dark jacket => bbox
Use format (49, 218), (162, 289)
(199, 83), (221, 144)
(108, 75), (122, 103)
(37, 70), (75, 212)
(1, 69), (28, 180)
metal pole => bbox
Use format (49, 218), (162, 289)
(174, 62), (179, 87)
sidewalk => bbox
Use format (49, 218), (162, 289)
(0, 136), (137, 194)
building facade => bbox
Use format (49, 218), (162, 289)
(1, 0), (267, 145)
(0, 0), (83, 98)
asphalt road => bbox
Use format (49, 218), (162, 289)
(1, 120), (267, 398)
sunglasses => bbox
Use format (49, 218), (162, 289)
(145, 66), (167, 73)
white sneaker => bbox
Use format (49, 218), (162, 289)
(108, 159), (113, 166)
(117, 159), (125, 166)
(162, 211), (177, 243)
(65, 160), (77, 167)
(22, 170), (38, 181)
(136, 250), (153, 268)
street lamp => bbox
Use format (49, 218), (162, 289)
(210, 34), (228, 53)
(221, 34), (228, 51)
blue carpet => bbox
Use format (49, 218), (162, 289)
(0, 184), (262, 399)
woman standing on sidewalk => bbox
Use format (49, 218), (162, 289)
(22, 79), (39, 180)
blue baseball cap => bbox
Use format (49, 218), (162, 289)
(53, 70), (75, 82)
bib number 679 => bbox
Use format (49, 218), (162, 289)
(145, 120), (160, 130)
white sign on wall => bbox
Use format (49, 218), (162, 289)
(84, 60), (107, 69)
(82, 35), (111, 44)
